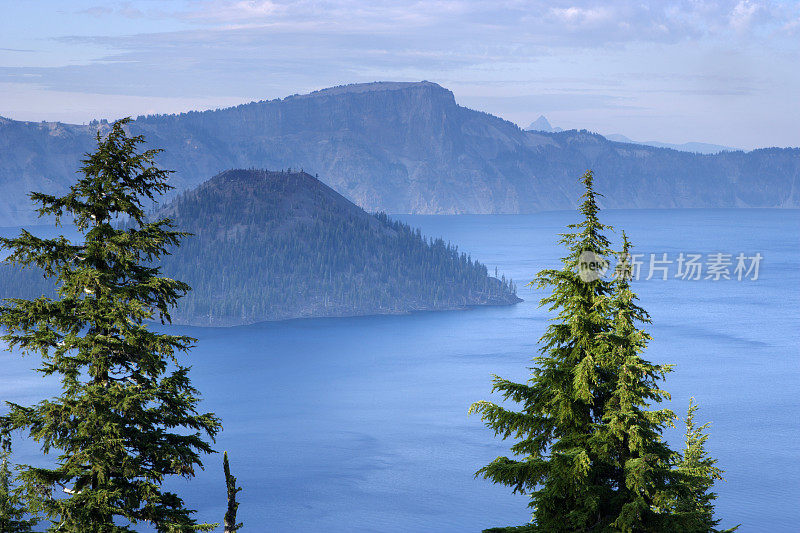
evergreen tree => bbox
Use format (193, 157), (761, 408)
(469, 171), (729, 532)
(469, 170), (620, 531)
(594, 233), (677, 531)
(0, 429), (36, 532)
(0, 118), (220, 532)
(670, 400), (737, 533)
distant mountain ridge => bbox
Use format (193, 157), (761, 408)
(603, 133), (737, 155)
(525, 115), (738, 154)
(0, 81), (798, 225)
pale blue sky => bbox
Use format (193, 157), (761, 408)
(1, 0), (799, 149)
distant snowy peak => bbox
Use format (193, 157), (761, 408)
(525, 115), (563, 133)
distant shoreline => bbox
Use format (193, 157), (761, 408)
(167, 298), (525, 328)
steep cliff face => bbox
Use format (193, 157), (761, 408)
(0, 118), (100, 223)
(133, 81), (474, 215)
(1, 81), (798, 225)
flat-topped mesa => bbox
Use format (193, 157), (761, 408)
(295, 80), (451, 99)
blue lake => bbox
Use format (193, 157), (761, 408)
(2, 209), (798, 532)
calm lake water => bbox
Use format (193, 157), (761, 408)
(2, 209), (798, 532)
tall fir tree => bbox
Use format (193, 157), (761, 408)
(469, 170), (619, 531)
(0, 118), (220, 532)
(669, 400), (737, 533)
(593, 233), (677, 531)
(470, 171), (729, 532)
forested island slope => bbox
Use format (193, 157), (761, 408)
(157, 169), (519, 325)
(0, 169), (520, 326)
(1, 81), (798, 225)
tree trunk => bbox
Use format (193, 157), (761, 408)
(223, 452), (242, 533)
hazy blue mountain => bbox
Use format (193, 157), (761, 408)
(1, 81), (798, 225)
(604, 133), (737, 154)
(0, 169), (520, 325)
(529, 120), (735, 154)
(526, 115), (563, 133)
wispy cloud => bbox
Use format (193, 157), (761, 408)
(2, 0), (798, 148)
(77, 2), (157, 20)
(10, 0), (787, 103)
(160, 0), (800, 41)
(68, 0), (800, 42)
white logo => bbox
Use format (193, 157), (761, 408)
(578, 251), (609, 282)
